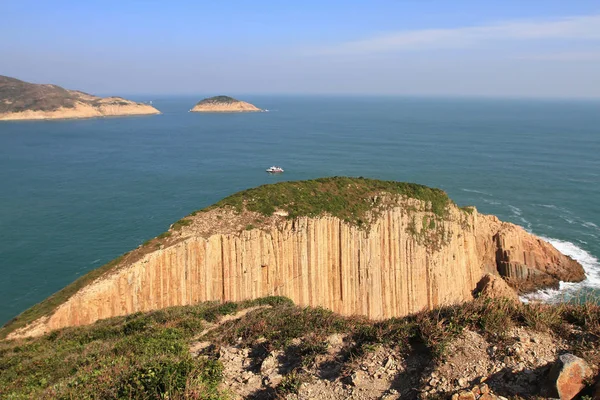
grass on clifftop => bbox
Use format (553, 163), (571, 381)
(205, 177), (454, 226)
(1, 296), (599, 399)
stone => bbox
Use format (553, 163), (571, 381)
(384, 356), (395, 369)
(343, 371), (362, 386)
(260, 353), (278, 374)
(542, 353), (593, 400)
(474, 273), (519, 302)
(452, 390), (476, 400)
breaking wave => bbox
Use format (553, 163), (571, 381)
(521, 237), (600, 303)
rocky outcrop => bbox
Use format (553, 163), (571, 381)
(190, 95), (261, 112)
(0, 75), (160, 120)
(542, 354), (593, 400)
(4, 179), (585, 339)
(494, 224), (584, 292)
(474, 273), (519, 302)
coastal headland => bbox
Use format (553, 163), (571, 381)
(1, 177), (584, 340)
(0, 75), (160, 121)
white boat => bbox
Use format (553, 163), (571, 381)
(266, 166), (284, 173)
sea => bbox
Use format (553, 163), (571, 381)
(0, 96), (599, 325)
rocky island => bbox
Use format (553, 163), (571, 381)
(1, 178), (598, 399)
(0, 75), (160, 121)
(191, 95), (262, 112)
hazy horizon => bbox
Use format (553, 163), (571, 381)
(2, 1), (600, 98)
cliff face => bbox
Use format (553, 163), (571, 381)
(5, 194), (584, 339)
(0, 75), (160, 120)
(191, 95), (261, 112)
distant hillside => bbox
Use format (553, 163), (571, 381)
(191, 95), (262, 112)
(0, 75), (160, 120)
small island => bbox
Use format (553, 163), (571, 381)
(190, 95), (262, 113)
(0, 75), (160, 121)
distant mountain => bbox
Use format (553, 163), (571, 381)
(0, 75), (160, 121)
(191, 95), (262, 112)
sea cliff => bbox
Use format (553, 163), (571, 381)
(1, 178), (584, 339)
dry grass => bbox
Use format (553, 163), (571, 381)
(2, 295), (598, 399)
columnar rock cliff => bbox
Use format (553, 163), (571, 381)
(0, 75), (160, 121)
(3, 178), (584, 339)
(190, 95), (262, 112)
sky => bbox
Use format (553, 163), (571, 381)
(1, 0), (600, 97)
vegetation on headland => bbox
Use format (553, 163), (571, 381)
(1, 296), (598, 399)
(195, 96), (240, 105)
(204, 177), (456, 226)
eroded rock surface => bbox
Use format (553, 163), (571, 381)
(6, 189), (584, 339)
(474, 274), (520, 302)
(542, 353), (593, 400)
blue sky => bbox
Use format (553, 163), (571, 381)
(1, 0), (600, 97)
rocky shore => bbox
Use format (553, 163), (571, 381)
(0, 75), (160, 121)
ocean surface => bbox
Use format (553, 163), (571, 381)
(0, 96), (599, 325)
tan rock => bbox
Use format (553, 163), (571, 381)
(474, 273), (519, 302)
(452, 390), (476, 400)
(543, 353), (593, 400)
(0, 75), (160, 121)
(494, 225), (585, 292)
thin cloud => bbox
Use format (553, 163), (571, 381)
(517, 50), (600, 61)
(312, 14), (600, 55)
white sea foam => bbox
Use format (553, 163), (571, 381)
(582, 221), (599, 230)
(462, 188), (491, 196)
(521, 237), (600, 303)
(508, 205), (532, 231)
(482, 198), (501, 205)
(508, 205), (522, 216)
(559, 215), (575, 224)
(537, 204), (558, 210)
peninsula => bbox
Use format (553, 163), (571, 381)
(190, 95), (262, 112)
(1, 177), (585, 340)
(0, 75), (160, 121)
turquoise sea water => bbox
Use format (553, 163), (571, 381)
(0, 96), (599, 325)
